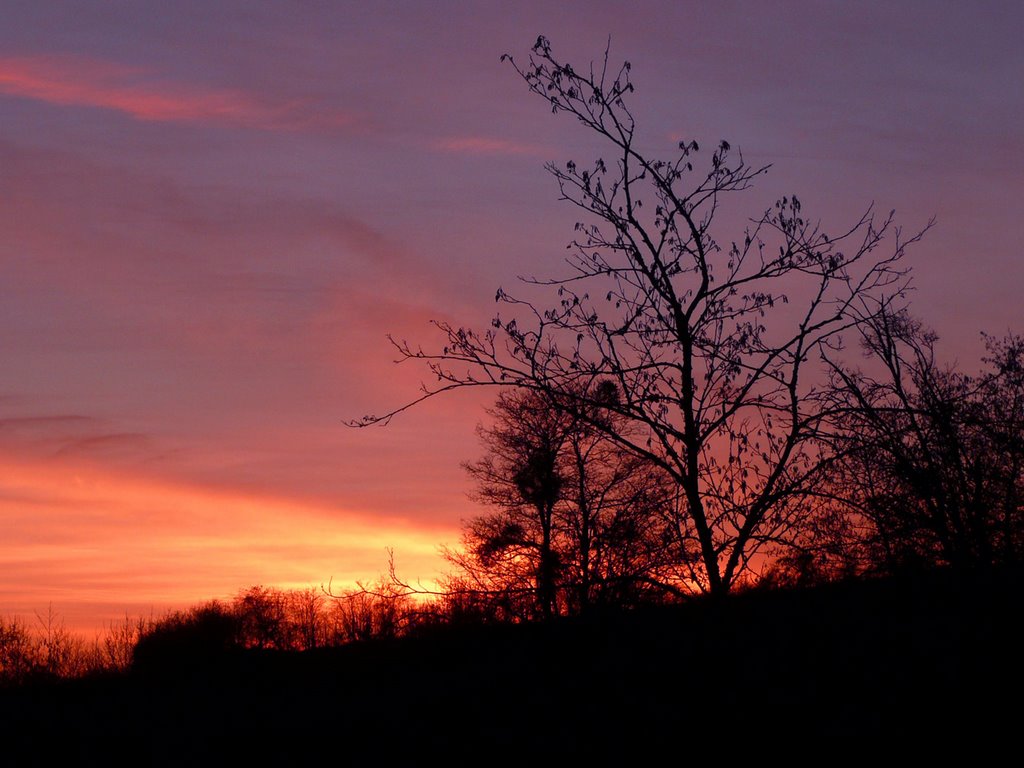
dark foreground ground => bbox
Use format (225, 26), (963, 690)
(1, 570), (1021, 765)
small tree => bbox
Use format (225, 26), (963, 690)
(357, 36), (924, 595)
(453, 387), (676, 618)
(236, 585), (293, 650)
(101, 613), (153, 671)
(0, 616), (37, 684)
(327, 577), (414, 643)
(289, 587), (328, 650)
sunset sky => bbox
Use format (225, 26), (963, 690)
(2, 1), (1021, 632)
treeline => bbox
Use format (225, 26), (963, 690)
(0, 607), (145, 683)
(0, 581), (517, 684)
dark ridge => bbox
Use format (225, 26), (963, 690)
(1, 570), (1021, 764)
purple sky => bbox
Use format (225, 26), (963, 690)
(1, 1), (1021, 629)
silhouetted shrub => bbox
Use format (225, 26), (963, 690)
(0, 616), (37, 685)
(132, 601), (241, 672)
(235, 585), (293, 650)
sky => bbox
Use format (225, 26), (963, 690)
(1, 1), (1021, 632)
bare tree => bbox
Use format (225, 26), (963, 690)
(101, 613), (154, 671)
(356, 36), (924, 595)
(323, 573), (420, 643)
(825, 311), (1024, 573)
(289, 587), (328, 650)
(33, 604), (89, 677)
(0, 616), (37, 684)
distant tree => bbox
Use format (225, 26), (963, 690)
(236, 586), (293, 650)
(101, 613), (153, 671)
(132, 601), (241, 671)
(825, 311), (1024, 573)
(327, 577), (414, 643)
(0, 616), (37, 684)
(33, 604), (91, 678)
(450, 386), (685, 619)
(356, 36), (925, 595)
(289, 587), (328, 650)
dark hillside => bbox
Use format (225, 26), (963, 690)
(2, 571), (1020, 765)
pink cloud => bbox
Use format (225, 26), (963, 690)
(433, 135), (549, 156)
(0, 55), (355, 130)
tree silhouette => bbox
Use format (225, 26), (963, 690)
(452, 387), (678, 619)
(356, 36), (926, 595)
(825, 312), (1024, 573)
(461, 389), (566, 620)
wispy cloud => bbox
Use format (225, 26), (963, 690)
(433, 135), (548, 156)
(0, 414), (155, 463)
(0, 415), (94, 430)
(0, 55), (355, 130)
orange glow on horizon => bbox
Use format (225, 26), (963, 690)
(0, 453), (456, 634)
